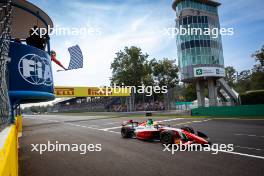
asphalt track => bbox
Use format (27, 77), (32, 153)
(19, 114), (264, 176)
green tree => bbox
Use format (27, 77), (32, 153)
(110, 46), (151, 87)
(183, 83), (197, 102)
(235, 70), (251, 93)
(252, 45), (264, 70)
(225, 66), (237, 87)
(152, 58), (179, 88)
(251, 71), (264, 90)
(250, 45), (264, 90)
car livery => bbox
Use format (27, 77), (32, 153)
(121, 119), (211, 145)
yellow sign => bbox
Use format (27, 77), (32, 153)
(54, 87), (131, 97)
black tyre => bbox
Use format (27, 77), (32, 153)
(197, 131), (211, 145)
(181, 126), (195, 134)
(121, 127), (133, 138)
(160, 131), (174, 144)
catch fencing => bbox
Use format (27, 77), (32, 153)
(0, 0), (12, 128)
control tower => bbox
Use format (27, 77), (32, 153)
(172, 0), (238, 107)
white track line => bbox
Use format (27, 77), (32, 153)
(160, 118), (183, 122)
(66, 123), (99, 130)
(100, 126), (122, 131)
(107, 131), (120, 134)
(174, 119), (211, 126)
(88, 125), (99, 127)
(219, 150), (264, 160)
(23, 117), (59, 123)
(235, 134), (264, 138)
(235, 145), (264, 151)
(103, 122), (122, 125)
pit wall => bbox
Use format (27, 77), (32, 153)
(0, 116), (22, 176)
(191, 105), (264, 116)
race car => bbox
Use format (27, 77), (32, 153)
(121, 119), (211, 145)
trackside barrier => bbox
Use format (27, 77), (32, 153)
(16, 116), (22, 138)
(0, 116), (22, 176)
(191, 105), (264, 116)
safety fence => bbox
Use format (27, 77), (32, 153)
(191, 104), (264, 116)
(0, 0), (12, 127)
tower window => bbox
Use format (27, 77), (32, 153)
(183, 17), (187, 25)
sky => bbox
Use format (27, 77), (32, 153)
(28, 0), (264, 87)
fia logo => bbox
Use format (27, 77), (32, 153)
(18, 54), (53, 86)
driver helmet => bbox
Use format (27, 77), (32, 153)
(146, 119), (153, 126)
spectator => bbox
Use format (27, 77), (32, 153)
(26, 26), (47, 50)
(14, 38), (21, 44)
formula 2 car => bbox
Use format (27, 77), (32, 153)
(121, 119), (211, 145)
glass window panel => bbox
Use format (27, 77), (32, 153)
(197, 56), (201, 64)
(190, 40), (195, 48)
(193, 16), (197, 23)
(186, 48), (191, 55)
(201, 47), (206, 55)
(182, 1), (186, 9)
(206, 47), (211, 55)
(200, 40), (204, 47)
(178, 3), (182, 11)
(191, 48), (195, 55)
(208, 40), (211, 47)
(183, 17), (187, 25)
(195, 40), (200, 47)
(202, 4), (205, 11)
(201, 16), (204, 23)
(206, 56), (210, 64)
(202, 56), (205, 64)
(211, 56), (215, 64)
(198, 16), (201, 23)
(186, 41), (190, 49)
(181, 43), (185, 50)
(196, 47), (201, 55)
(188, 16), (192, 24)
(192, 56), (196, 65)
(204, 16), (208, 23)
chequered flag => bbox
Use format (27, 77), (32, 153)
(67, 45), (83, 70)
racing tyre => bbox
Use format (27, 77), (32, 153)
(197, 131), (211, 145)
(181, 126), (195, 134)
(160, 131), (174, 144)
(121, 127), (133, 138)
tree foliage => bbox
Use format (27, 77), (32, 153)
(110, 46), (150, 87)
(252, 45), (264, 70)
(225, 66), (236, 87)
(151, 58), (179, 88)
(110, 46), (179, 89)
(110, 46), (179, 102)
(183, 83), (197, 101)
(226, 45), (264, 94)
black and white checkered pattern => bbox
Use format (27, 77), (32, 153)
(67, 45), (83, 70)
